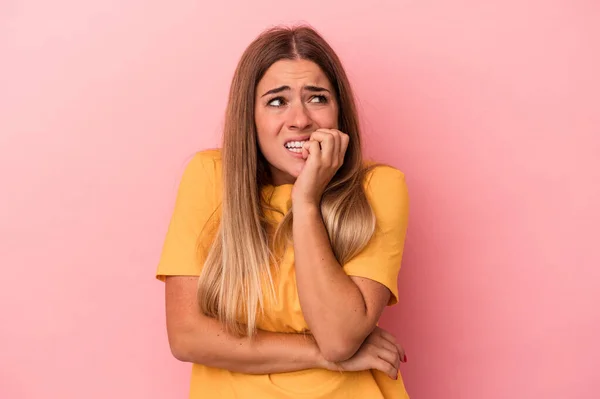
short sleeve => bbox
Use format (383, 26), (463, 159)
(156, 151), (219, 282)
(342, 166), (409, 305)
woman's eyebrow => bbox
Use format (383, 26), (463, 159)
(261, 85), (330, 97)
(304, 85), (330, 93)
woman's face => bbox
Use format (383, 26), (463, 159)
(255, 59), (339, 185)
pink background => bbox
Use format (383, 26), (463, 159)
(1, 1), (599, 398)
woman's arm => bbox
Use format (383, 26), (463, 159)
(291, 130), (407, 363)
(165, 276), (328, 374)
(292, 205), (391, 362)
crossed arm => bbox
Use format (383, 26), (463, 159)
(164, 206), (393, 374)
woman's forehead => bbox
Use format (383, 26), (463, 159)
(257, 59), (332, 93)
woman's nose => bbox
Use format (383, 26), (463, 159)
(288, 102), (313, 130)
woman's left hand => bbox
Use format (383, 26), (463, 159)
(292, 128), (349, 208)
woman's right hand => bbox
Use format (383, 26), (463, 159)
(324, 327), (407, 379)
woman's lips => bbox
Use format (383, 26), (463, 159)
(284, 146), (305, 158)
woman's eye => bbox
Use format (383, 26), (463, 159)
(310, 95), (328, 104)
(267, 97), (286, 107)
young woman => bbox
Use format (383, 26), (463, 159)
(156, 24), (410, 398)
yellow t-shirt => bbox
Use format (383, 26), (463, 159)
(156, 149), (410, 399)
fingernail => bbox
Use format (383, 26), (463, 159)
(403, 354), (407, 363)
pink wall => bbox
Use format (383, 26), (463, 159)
(1, 1), (598, 398)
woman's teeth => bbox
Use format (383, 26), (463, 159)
(285, 141), (307, 153)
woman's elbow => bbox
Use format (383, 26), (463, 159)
(168, 332), (194, 363)
(318, 338), (361, 363)
(313, 323), (370, 362)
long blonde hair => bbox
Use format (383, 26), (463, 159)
(198, 24), (378, 337)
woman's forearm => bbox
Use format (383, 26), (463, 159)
(181, 324), (326, 374)
(292, 204), (373, 360)
(172, 311), (330, 374)
(166, 276), (331, 374)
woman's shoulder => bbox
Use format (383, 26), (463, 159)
(193, 148), (222, 163)
(186, 148), (222, 174)
(178, 148), (223, 189)
(361, 161), (409, 219)
(362, 160), (406, 189)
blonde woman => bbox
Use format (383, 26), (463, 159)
(156, 24), (410, 399)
